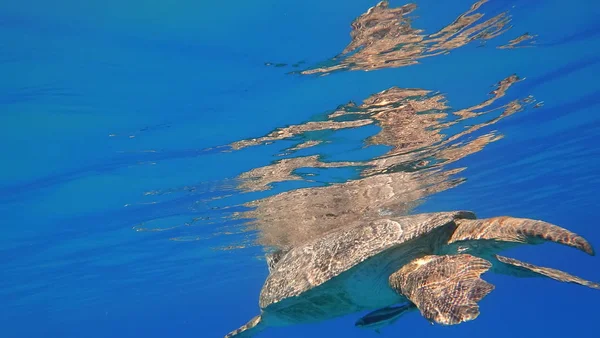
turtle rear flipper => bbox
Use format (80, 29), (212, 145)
(494, 255), (600, 289)
(389, 254), (494, 325)
(225, 315), (265, 338)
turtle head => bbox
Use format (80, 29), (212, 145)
(449, 216), (596, 255)
(447, 216), (600, 290)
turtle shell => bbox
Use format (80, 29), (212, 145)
(259, 210), (476, 308)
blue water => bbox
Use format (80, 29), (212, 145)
(1, 0), (599, 337)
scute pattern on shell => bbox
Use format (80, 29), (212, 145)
(259, 210), (476, 308)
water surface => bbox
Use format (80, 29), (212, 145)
(1, 1), (599, 337)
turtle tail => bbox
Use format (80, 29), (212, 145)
(225, 315), (265, 338)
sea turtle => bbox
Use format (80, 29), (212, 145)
(226, 211), (599, 337)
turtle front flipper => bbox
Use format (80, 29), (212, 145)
(494, 255), (600, 289)
(388, 254), (494, 325)
(355, 303), (417, 332)
(225, 314), (265, 338)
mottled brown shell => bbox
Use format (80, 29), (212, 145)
(259, 210), (476, 308)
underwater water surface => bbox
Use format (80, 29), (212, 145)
(1, 0), (600, 337)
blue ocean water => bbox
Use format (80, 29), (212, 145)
(1, 0), (599, 337)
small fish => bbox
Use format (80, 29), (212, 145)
(355, 303), (417, 333)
